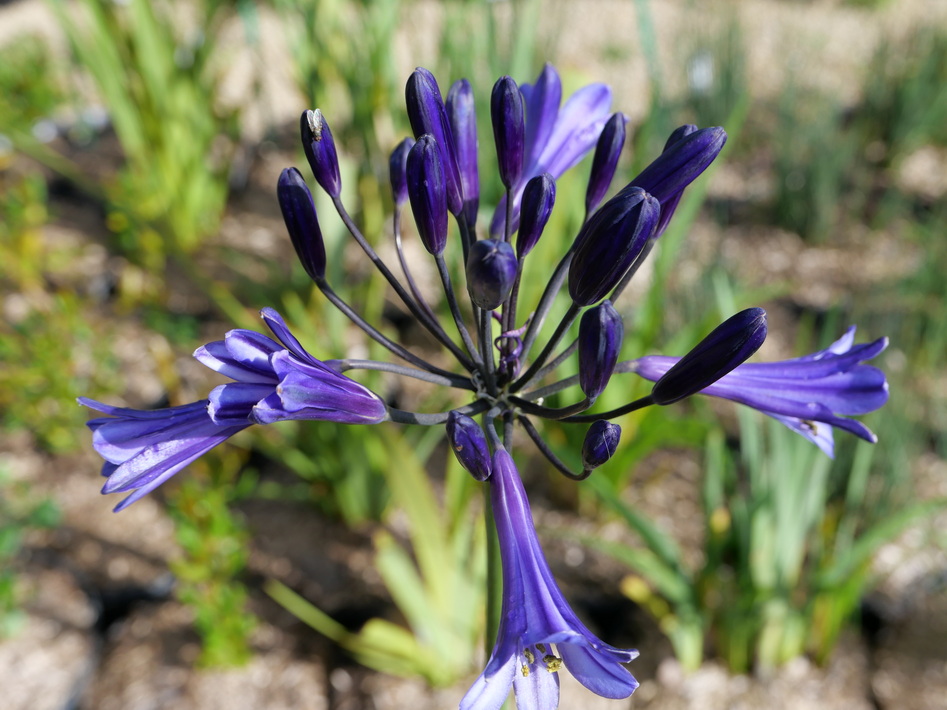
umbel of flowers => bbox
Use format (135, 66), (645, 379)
(81, 64), (888, 710)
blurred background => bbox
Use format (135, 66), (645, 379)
(1, 0), (946, 708)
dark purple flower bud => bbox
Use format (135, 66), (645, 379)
(277, 167), (326, 282)
(665, 124), (698, 149)
(517, 173), (556, 259)
(581, 420), (621, 471)
(406, 135), (448, 255)
(389, 137), (415, 207)
(578, 300), (624, 400)
(300, 109), (342, 198)
(568, 187), (660, 306)
(465, 239), (518, 310)
(585, 112), (628, 215)
(447, 79), (480, 228)
(628, 126), (726, 205)
(651, 307), (768, 406)
(405, 68), (464, 216)
(491, 75), (525, 190)
(650, 125), (697, 235)
(446, 411), (492, 481)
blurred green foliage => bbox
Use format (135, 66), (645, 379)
(0, 36), (65, 137)
(0, 467), (61, 638)
(0, 166), (122, 452)
(168, 452), (258, 668)
(48, 0), (245, 273)
(855, 28), (947, 166)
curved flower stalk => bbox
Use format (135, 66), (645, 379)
(81, 308), (387, 510)
(81, 63), (889, 709)
(460, 450), (638, 710)
(628, 327), (889, 457)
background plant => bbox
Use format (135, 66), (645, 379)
(47, 0), (248, 275)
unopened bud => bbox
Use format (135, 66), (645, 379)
(277, 168), (326, 282)
(568, 187), (660, 306)
(406, 135), (448, 255)
(652, 307), (768, 405)
(300, 109), (342, 198)
(517, 174), (556, 259)
(466, 239), (518, 310)
(628, 125), (726, 205)
(446, 411), (492, 481)
(581, 420), (622, 471)
(491, 75), (525, 190)
(578, 300), (624, 400)
(585, 112), (628, 215)
(405, 68), (464, 216)
(447, 79), (480, 228)
(389, 138), (415, 207)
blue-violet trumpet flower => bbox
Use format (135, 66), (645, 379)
(460, 451), (638, 710)
(81, 308), (386, 510)
(630, 327), (888, 457)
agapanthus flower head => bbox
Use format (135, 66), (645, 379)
(83, 61), (887, 710)
(632, 326), (888, 457)
(460, 450), (639, 710)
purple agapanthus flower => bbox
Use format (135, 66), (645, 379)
(80, 308), (387, 510)
(490, 63), (612, 235)
(82, 60), (889, 710)
(461, 450), (638, 710)
(629, 327), (888, 457)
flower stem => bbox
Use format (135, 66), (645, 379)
(484, 482), (503, 663)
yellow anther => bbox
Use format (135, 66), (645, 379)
(543, 655), (563, 673)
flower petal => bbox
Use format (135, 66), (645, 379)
(260, 307), (317, 364)
(208, 382), (275, 424)
(195, 338), (277, 383)
(531, 83), (611, 180)
(221, 329), (282, 372)
(102, 421), (246, 495)
(521, 63), (562, 167)
(460, 654), (517, 710)
(558, 643), (639, 699)
(512, 657), (560, 710)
